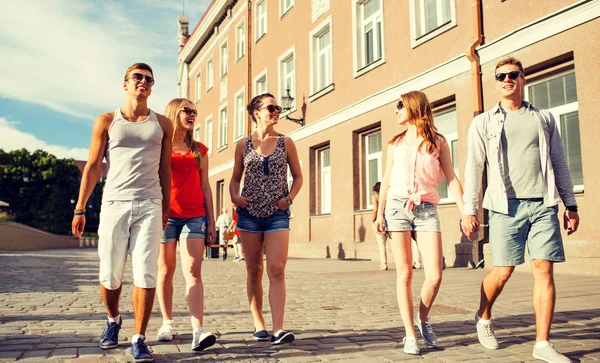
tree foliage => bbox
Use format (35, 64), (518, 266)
(0, 148), (82, 234)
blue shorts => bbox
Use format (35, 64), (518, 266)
(384, 199), (441, 233)
(161, 216), (206, 243)
(236, 208), (290, 234)
(489, 199), (565, 266)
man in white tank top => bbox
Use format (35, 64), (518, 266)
(71, 63), (173, 362)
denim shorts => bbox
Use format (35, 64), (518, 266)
(161, 216), (206, 242)
(236, 207), (290, 234)
(489, 198), (564, 266)
(384, 199), (441, 233)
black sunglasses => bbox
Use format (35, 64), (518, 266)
(129, 72), (155, 86)
(494, 71), (522, 82)
(396, 100), (404, 110)
(259, 105), (283, 114)
(179, 107), (197, 116)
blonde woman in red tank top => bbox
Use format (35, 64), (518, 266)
(375, 91), (472, 355)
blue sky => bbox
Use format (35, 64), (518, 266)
(0, 0), (211, 160)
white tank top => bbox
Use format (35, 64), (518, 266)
(102, 109), (163, 202)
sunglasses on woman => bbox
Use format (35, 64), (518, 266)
(259, 105), (283, 114)
(494, 71), (523, 82)
(129, 72), (155, 86)
(179, 107), (198, 116)
(396, 100), (404, 110)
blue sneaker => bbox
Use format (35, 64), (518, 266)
(130, 336), (153, 362)
(252, 329), (269, 341)
(99, 318), (121, 349)
(270, 331), (295, 345)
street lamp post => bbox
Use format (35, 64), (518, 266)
(281, 88), (305, 126)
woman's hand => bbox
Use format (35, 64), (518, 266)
(206, 223), (217, 246)
(374, 215), (386, 235)
(232, 195), (252, 208)
(275, 198), (289, 210)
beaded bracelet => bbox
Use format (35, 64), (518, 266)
(74, 210), (85, 216)
(285, 196), (293, 206)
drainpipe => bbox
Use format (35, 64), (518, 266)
(465, 0), (487, 266)
(246, 0), (253, 136)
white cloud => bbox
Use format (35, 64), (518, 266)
(0, 117), (89, 160)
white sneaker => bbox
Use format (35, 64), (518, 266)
(157, 323), (175, 341)
(475, 314), (499, 350)
(191, 328), (216, 351)
(533, 341), (571, 363)
(402, 337), (420, 355)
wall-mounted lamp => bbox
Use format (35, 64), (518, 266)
(281, 88), (304, 126)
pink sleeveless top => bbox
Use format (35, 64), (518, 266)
(387, 137), (443, 211)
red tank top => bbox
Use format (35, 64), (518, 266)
(169, 143), (209, 218)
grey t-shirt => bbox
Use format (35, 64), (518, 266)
(500, 106), (544, 199)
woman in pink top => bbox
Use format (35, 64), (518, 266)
(375, 91), (469, 355)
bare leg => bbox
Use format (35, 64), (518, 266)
(156, 242), (177, 321)
(100, 284), (122, 317)
(413, 232), (443, 321)
(180, 238), (206, 329)
(264, 230), (290, 333)
(477, 266), (515, 319)
(375, 233), (388, 266)
(531, 259), (555, 342)
(133, 286), (156, 335)
(241, 231), (266, 331)
(389, 231), (417, 338)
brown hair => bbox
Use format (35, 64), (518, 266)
(164, 98), (203, 167)
(494, 56), (524, 74)
(124, 63), (154, 82)
(246, 93), (275, 123)
(388, 91), (442, 154)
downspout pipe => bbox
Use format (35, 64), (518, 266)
(246, 0), (253, 136)
(465, 0), (487, 266)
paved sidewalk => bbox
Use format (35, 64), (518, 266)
(0, 249), (599, 362)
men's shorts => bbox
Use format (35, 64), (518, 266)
(236, 207), (290, 234)
(384, 199), (441, 233)
(489, 198), (565, 266)
(161, 216), (206, 242)
(98, 199), (162, 289)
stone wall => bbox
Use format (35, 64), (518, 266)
(0, 222), (97, 251)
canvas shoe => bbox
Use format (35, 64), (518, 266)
(270, 330), (295, 345)
(415, 314), (438, 346)
(533, 341), (571, 363)
(402, 337), (420, 355)
(475, 314), (499, 349)
(99, 318), (121, 349)
(130, 336), (153, 362)
(157, 323), (175, 341)
(191, 328), (216, 351)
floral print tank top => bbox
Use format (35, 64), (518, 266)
(241, 134), (290, 217)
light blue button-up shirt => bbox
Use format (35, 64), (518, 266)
(463, 101), (577, 215)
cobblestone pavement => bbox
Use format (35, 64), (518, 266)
(0, 249), (599, 362)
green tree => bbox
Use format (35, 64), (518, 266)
(0, 148), (81, 234)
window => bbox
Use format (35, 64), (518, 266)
(194, 124), (201, 142)
(310, 18), (333, 95)
(255, 71), (267, 96)
(206, 59), (214, 90)
(410, 0), (456, 47)
(352, 0), (385, 77)
(525, 70), (583, 190)
(236, 21), (245, 60)
(256, 0), (267, 41)
(234, 88), (246, 141)
(364, 131), (382, 209)
(195, 73), (201, 102)
(434, 107), (458, 202)
(280, 0), (294, 17)
(279, 48), (296, 110)
(319, 148), (331, 214)
(216, 180), (225, 216)
(205, 115), (213, 156)
(218, 105), (228, 150)
(220, 41), (228, 77)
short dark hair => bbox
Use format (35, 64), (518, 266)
(246, 93), (275, 122)
(494, 56), (524, 74)
(372, 182), (381, 193)
(124, 62), (154, 82)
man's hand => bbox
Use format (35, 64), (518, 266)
(72, 215), (86, 239)
(563, 210), (579, 235)
(461, 214), (480, 241)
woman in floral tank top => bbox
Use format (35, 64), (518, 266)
(230, 93), (302, 345)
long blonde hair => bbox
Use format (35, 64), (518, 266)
(164, 98), (203, 167)
(389, 90), (443, 154)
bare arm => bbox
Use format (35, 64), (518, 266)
(157, 114), (174, 228)
(229, 139), (251, 207)
(439, 137), (466, 215)
(371, 194), (379, 223)
(199, 152), (217, 244)
(374, 144), (395, 233)
(71, 113), (111, 238)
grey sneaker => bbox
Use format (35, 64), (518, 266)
(475, 314), (499, 350)
(402, 337), (420, 355)
(415, 314), (438, 346)
(532, 342), (571, 363)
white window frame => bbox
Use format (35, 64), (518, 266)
(319, 147), (331, 214)
(278, 46), (296, 115)
(287, 166), (294, 218)
(280, 0), (294, 18)
(195, 72), (201, 102)
(234, 86), (246, 142)
(409, 0), (457, 48)
(218, 103), (228, 151)
(524, 70), (583, 192)
(351, 0), (386, 78)
(311, 0), (331, 23)
(206, 58), (214, 91)
(254, 69), (268, 96)
(364, 130), (382, 209)
(255, 0), (267, 42)
(309, 15), (334, 101)
(236, 20), (246, 61)
(194, 124), (202, 142)
(205, 115), (213, 156)
(220, 40), (228, 77)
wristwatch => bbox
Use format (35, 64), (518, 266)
(565, 205), (578, 212)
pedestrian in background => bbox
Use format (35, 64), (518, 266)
(215, 207), (232, 260)
(229, 207), (245, 262)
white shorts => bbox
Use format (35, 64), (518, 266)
(98, 199), (162, 289)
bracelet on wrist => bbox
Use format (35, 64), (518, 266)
(74, 210), (85, 216)
(565, 205), (578, 213)
(285, 196), (293, 206)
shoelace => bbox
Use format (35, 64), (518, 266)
(424, 322), (434, 335)
(483, 323), (495, 337)
(103, 323), (119, 340)
(134, 337), (151, 354)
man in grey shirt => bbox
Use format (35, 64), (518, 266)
(461, 57), (580, 363)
